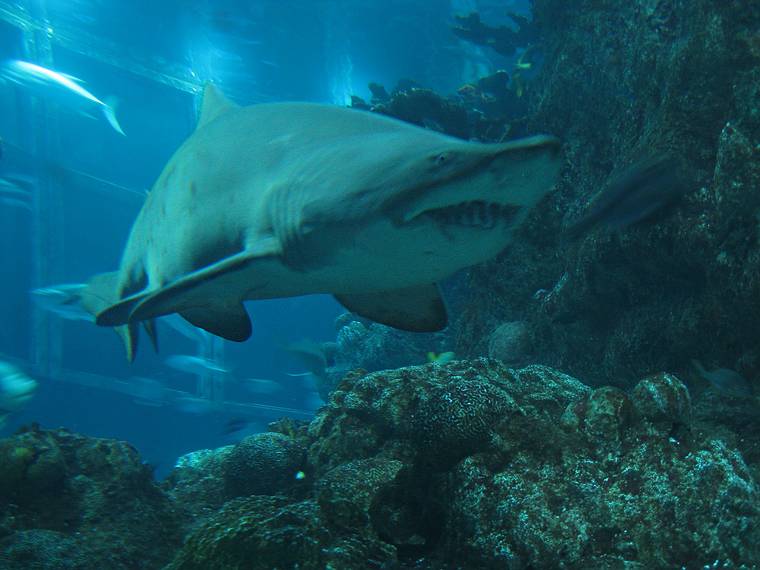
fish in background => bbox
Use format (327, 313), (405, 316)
(165, 354), (228, 376)
(129, 376), (168, 407)
(159, 313), (211, 343)
(172, 393), (218, 415)
(221, 417), (252, 435)
(33, 284), (214, 335)
(1, 60), (125, 136)
(566, 155), (690, 240)
(283, 339), (329, 380)
(240, 377), (282, 395)
(691, 360), (753, 398)
(427, 351), (456, 365)
(303, 391), (325, 411)
(0, 360), (38, 428)
(0, 174), (34, 211)
(31, 283), (92, 321)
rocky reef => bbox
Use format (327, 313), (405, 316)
(448, 0), (760, 398)
(348, 2), (760, 403)
(3, 2), (758, 568)
(0, 425), (182, 569)
(154, 4), (760, 564)
(5, 360), (758, 567)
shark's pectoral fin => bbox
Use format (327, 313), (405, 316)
(335, 284), (448, 332)
(180, 305), (252, 341)
(96, 291), (151, 326)
(123, 250), (267, 341)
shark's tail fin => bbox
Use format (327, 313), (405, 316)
(80, 271), (139, 362)
(102, 96), (126, 136)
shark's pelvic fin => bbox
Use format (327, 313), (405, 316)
(197, 83), (239, 129)
(180, 304), (252, 341)
(335, 284), (447, 332)
(143, 319), (159, 352)
(125, 250), (263, 328)
(80, 271), (140, 362)
(95, 290), (150, 327)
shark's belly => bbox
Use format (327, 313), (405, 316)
(239, 218), (513, 299)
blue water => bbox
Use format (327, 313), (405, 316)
(0, 0), (529, 477)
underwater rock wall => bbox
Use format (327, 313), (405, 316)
(453, 1), (760, 392)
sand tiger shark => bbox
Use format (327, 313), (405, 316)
(80, 84), (561, 361)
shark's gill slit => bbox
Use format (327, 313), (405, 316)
(424, 201), (522, 229)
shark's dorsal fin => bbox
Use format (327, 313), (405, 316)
(198, 83), (238, 129)
(335, 284), (448, 332)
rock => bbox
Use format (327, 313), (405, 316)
(487, 320), (531, 365)
(165, 446), (233, 530)
(316, 458), (404, 532)
(222, 432), (306, 499)
(630, 373), (692, 435)
(0, 426), (181, 569)
(166, 496), (396, 570)
(310, 359), (579, 473)
(562, 385), (633, 449)
(446, 435), (759, 568)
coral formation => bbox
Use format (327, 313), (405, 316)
(331, 316), (447, 378)
(4, 3), (760, 568)
(452, 12), (538, 57)
(3, 360), (760, 567)
(447, 0), (760, 405)
(486, 320), (531, 365)
(170, 360), (760, 568)
(0, 425), (181, 569)
(222, 432), (306, 499)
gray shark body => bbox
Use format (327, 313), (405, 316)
(84, 84), (561, 360)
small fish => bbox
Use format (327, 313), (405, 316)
(2, 60), (125, 135)
(567, 155), (689, 240)
(303, 391), (324, 411)
(241, 377), (281, 395)
(0, 360), (38, 428)
(30, 283), (92, 321)
(172, 394), (217, 415)
(283, 340), (328, 379)
(165, 354), (228, 376)
(158, 313), (210, 343)
(427, 351), (456, 365)
(0, 197), (32, 211)
(0, 174), (34, 198)
(294, 470), (306, 480)
(129, 376), (167, 407)
(692, 360), (753, 398)
(221, 417), (249, 435)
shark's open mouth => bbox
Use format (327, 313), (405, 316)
(424, 200), (522, 229)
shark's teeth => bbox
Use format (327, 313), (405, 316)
(425, 201), (521, 229)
